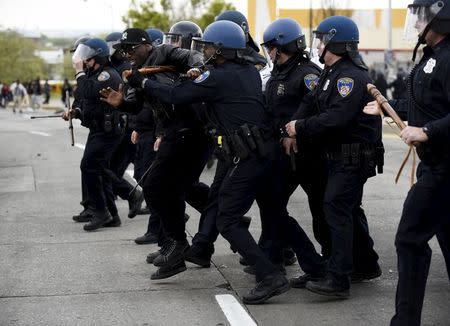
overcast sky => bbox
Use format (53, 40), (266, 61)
(0, 0), (411, 37)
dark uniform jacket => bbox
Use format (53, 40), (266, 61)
(392, 36), (450, 164)
(75, 65), (122, 130)
(293, 58), (382, 150)
(265, 53), (320, 137)
(143, 61), (270, 134)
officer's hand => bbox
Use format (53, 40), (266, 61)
(154, 137), (162, 151)
(363, 100), (382, 116)
(127, 70), (145, 88)
(282, 137), (298, 155)
(400, 126), (428, 145)
(73, 60), (84, 73)
(62, 108), (78, 121)
(131, 130), (140, 144)
(285, 120), (297, 137)
(100, 84), (123, 107)
(186, 68), (201, 80)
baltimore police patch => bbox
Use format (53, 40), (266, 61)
(337, 77), (354, 97)
(194, 71), (210, 83)
(304, 74), (319, 91)
(97, 71), (110, 82)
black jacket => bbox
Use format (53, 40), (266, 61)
(265, 53), (321, 136)
(392, 37), (450, 163)
(75, 65), (122, 130)
(293, 58), (382, 149)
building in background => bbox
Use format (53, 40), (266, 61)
(247, 0), (415, 73)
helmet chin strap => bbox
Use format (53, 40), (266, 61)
(319, 47), (327, 64)
(412, 24), (431, 62)
(273, 49), (281, 65)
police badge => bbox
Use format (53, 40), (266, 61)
(304, 74), (319, 91)
(194, 70), (210, 83)
(97, 71), (110, 81)
(337, 77), (354, 97)
(423, 58), (436, 74)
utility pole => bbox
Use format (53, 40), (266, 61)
(309, 0), (313, 46)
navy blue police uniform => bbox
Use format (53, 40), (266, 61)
(293, 57), (382, 292)
(390, 31), (450, 326)
(75, 57), (123, 230)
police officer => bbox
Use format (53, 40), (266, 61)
(259, 18), (331, 278)
(365, 1), (450, 324)
(286, 16), (382, 297)
(72, 38), (123, 231)
(101, 28), (205, 266)
(125, 20), (292, 304)
(184, 12), (270, 267)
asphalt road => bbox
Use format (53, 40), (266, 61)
(0, 108), (449, 326)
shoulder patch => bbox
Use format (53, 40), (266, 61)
(304, 74), (319, 91)
(194, 70), (210, 83)
(336, 77), (354, 97)
(97, 71), (111, 82)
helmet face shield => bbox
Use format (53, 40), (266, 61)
(403, 1), (444, 41)
(106, 40), (119, 56)
(191, 38), (217, 65)
(310, 32), (327, 58)
(72, 44), (96, 63)
(164, 33), (182, 47)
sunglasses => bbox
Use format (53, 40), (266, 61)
(120, 44), (143, 55)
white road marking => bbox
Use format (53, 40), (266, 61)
(215, 294), (257, 326)
(29, 131), (51, 137)
(74, 143), (85, 150)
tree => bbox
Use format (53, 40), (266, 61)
(122, 0), (235, 32)
(0, 31), (47, 83)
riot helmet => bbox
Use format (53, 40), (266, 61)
(404, 0), (449, 60)
(105, 32), (122, 56)
(70, 36), (91, 53)
(261, 18), (306, 64)
(164, 21), (202, 49)
(191, 20), (246, 64)
(312, 16), (363, 67)
(72, 38), (109, 66)
(216, 10), (260, 51)
(146, 28), (164, 46)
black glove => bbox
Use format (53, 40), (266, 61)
(127, 69), (145, 89)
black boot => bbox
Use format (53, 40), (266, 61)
(184, 244), (213, 268)
(146, 250), (161, 264)
(104, 213), (121, 227)
(290, 272), (326, 289)
(242, 272), (290, 305)
(151, 259), (187, 280)
(128, 189), (144, 219)
(83, 210), (112, 231)
(73, 208), (94, 223)
(135, 233), (159, 245)
(153, 239), (189, 267)
(305, 275), (350, 298)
